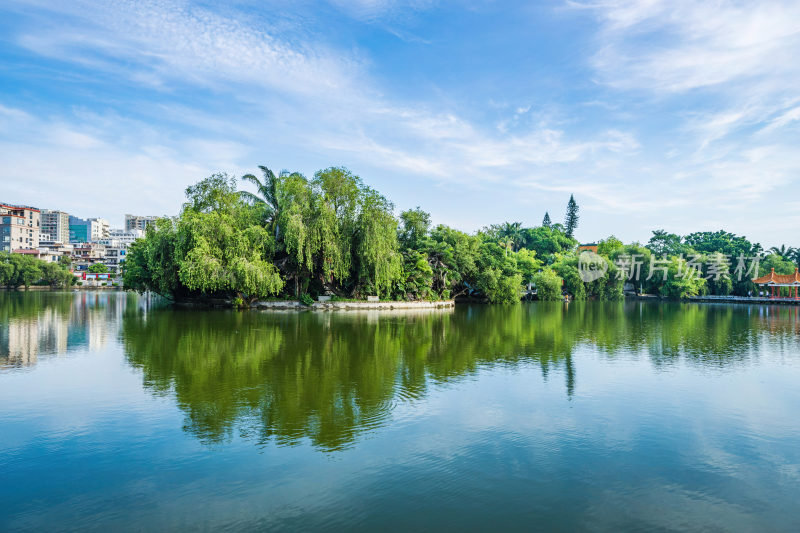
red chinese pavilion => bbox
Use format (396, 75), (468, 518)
(752, 268), (800, 299)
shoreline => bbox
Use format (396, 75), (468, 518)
(251, 299), (455, 311)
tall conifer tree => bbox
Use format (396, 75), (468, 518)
(564, 195), (579, 238)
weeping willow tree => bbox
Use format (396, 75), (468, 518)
(355, 187), (402, 298)
(124, 174), (284, 303)
(271, 166), (402, 298)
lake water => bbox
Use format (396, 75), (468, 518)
(1, 291), (799, 532)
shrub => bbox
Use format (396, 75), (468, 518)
(533, 269), (563, 301)
(300, 293), (314, 306)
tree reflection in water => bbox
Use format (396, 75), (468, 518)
(119, 301), (800, 451)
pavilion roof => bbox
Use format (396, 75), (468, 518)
(752, 268), (800, 285)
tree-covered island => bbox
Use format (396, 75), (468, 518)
(122, 166), (799, 306)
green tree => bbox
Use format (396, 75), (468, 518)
(42, 262), (74, 288)
(647, 230), (686, 256)
(521, 226), (577, 263)
(597, 235), (624, 256)
(396, 250), (434, 300)
(354, 187), (402, 298)
(542, 212), (551, 228)
(474, 242), (523, 303)
(657, 256), (707, 299)
(769, 244), (795, 260)
(239, 166), (283, 236)
(427, 225), (480, 298)
(564, 194), (579, 238)
(398, 207), (431, 251)
(497, 221), (524, 252)
(532, 268), (562, 300)
(125, 175), (284, 303)
(0, 253), (42, 289)
(88, 263), (109, 274)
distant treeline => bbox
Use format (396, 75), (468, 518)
(122, 166), (798, 304)
(0, 252), (74, 289)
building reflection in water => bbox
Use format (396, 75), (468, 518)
(0, 290), (150, 369)
(2, 293), (800, 451)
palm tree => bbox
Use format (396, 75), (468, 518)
(240, 165), (303, 240)
(240, 166), (280, 220)
(769, 244), (794, 260)
(498, 221), (524, 251)
(790, 247), (800, 266)
(500, 238), (514, 257)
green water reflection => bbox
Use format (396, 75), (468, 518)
(3, 291), (799, 452)
(116, 298), (799, 450)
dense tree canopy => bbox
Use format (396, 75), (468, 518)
(122, 166), (798, 305)
(0, 252), (74, 289)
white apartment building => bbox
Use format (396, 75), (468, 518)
(41, 210), (70, 244)
(100, 229), (143, 275)
(124, 214), (159, 232)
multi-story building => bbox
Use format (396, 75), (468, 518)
(124, 214), (159, 232)
(71, 243), (107, 268)
(106, 228), (143, 244)
(90, 218), (110, 241)
(101, 241), (127, 275)
(99, 229), (143, 275)
(69, 216), (110, 243)
(38, 240), (74, 263)
(0, 203), (40, 252)
(41, 210), (70, 244)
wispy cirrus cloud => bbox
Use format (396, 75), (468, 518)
(2, 0), (800, 244)
(580, 0), (800, 93)
(1, 0), (642, 214)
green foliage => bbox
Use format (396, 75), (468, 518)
(185, 172), (239, 213)
(123, 218), (182, 298)
(647, 230), (688, 257)
(760, 254), (796, 276)
(88, 263), (109, 273)
(474, 242), (523, 303)
(398, 207), (431, 251)
(0, 253), (73, 289)
(131, 166), (786, 306)
(300, 293), (314, 306)
(522, 226), (577, 263)
(396, 249), (434, 301)
(551, 254), (586, 301)
(656, 256), (707, 299)
(426, 225), (480, 298)
(597, 235), (624, 257)
(42, 262), (74, 288)
(564, 194), (579, 238)
(533, 268), (562, 300)
(355, 187), (402, 298)
(125, 176), (283, 302)
(0, 252), (42, 288)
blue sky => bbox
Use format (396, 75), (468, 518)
(1, 0), (800, 246)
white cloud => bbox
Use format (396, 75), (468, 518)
(3, 0), (800, 245)
(582, 0), (800, 93)
(11, 0), (364, 98)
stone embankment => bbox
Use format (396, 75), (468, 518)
(253, 300), (455, 311)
